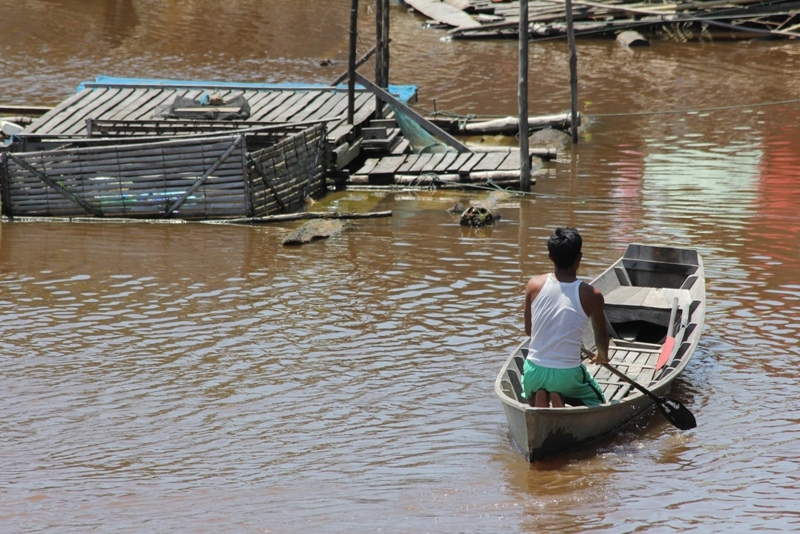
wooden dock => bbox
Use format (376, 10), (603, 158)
(3, 75), (544, 210)
(18, 77), (417, 152)
(407, 0), (800, 41)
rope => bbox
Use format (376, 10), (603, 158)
(410, 96), (800, 122)
(591, 97), (800, 118)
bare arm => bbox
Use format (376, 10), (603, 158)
(580, 283), (610, 364)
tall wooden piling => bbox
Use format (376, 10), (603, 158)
(375, 0), (390, 119)
(519, 0), (530, 190)
(565, 0), (579, 144)
(348, 0), (359, 125)
(382, 0), (390, 86)
(375, 0), (385, 118)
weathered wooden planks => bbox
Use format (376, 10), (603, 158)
(348, 147), (536, 188)
(22, 85), (378, 139)
(1, 123), (328, 220)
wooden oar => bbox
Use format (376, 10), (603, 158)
(581, 347), (697, 430)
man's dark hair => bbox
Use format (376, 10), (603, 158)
(547, 227), (582, 269)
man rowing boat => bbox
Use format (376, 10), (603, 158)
(521, 227), (610, 407)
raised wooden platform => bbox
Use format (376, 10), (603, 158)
(19, 78), (417, 150)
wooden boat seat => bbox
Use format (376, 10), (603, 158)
(604, 286), (692, 327)
(605, 286), (692, 310)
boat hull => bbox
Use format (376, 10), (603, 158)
(496, 244), (705, 460)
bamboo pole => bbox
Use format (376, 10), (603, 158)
(519, 0), (531, 190)
(565, 0), (579, 144)
(348, 0), (359, 125)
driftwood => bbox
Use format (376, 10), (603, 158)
(431, 113), (577, 136)
(282, 219), (349, 245)
(465, 113), (578, 135)
(222, 210), (392, 225)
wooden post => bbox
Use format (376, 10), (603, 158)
(330, 44), (378, 87)
(518, 0), (530, 190)
(375, 0), (384, 119)
(565, 0), (579, 144)
(348, 0), (359, 125)
(382, 0), (390, 86)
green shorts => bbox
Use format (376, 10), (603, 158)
(520, 359), (606, 406)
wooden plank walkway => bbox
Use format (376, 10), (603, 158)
(348, 148), (537, 187)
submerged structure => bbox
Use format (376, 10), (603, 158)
(0, 76), (418, 220)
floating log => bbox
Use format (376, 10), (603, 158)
(221, 210), (392, 224)
(462, 113), (578, 135)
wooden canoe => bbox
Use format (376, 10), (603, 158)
(495, 244), (705, 461)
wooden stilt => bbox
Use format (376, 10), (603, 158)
(348, 0), (359, 125)
(566, 0), (579, 144)
(375, 0), (385, 119)
(519, 0), (531, 190)
(382, 0), (390, 87)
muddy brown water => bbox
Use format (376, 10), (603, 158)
(2, 1), (800, 532)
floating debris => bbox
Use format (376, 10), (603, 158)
(282, 219), (349, 245)
(416, 0), (800, 41)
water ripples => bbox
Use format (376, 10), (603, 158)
(4, 1), (800, 531)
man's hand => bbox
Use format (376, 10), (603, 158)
(591, 351), (610, 365)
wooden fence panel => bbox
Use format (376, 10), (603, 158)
(247, 123), (327, 217)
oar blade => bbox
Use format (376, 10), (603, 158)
(657, 397), (697, 430)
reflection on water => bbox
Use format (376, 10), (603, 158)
(2, 0), (800, 532)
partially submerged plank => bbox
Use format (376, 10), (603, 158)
(369, 155), (406, 176)
(221, 210), (392, 225)
(471, 151), (508, 171)
(404, 0), (480, 28)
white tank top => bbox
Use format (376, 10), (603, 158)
(527, 274), (589, 369)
